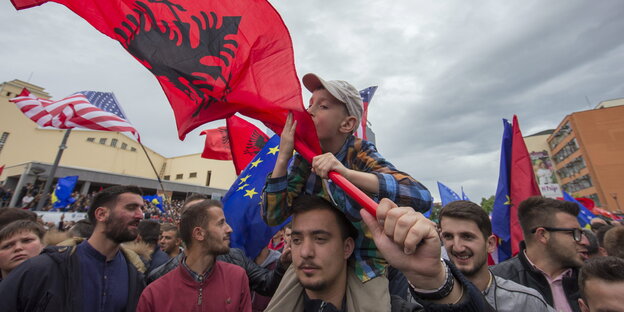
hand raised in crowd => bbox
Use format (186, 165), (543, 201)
(272, 112), (297, 178)
(311, 152), (348, 179)
(361, 198), (460, 303)
(279, 242), (292, 270)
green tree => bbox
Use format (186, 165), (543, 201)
(428, 202), (444, 223)
(480, 195), (495, 215)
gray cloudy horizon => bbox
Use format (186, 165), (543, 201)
(2, 0), (623, 203)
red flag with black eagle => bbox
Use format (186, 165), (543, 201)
(11, 0), (321, 158)
(200, 115), (269, 175)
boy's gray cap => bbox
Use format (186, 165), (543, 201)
(302, 73), (363, 127)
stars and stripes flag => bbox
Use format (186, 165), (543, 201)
(10, 89), (140, 141)
(355, 86), (378, 140)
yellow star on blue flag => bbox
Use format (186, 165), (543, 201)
(267, 145), (279, 155)
(250, 159), (264, 168)
(244, 188), (258, 199)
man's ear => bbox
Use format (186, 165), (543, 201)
(534, 228), (550, 245)
(339, 116), (358, 134)
(94, 206), (110, 223)
(343, 237), (355, 259)
(578, 298), (590, 312)
(192, 226), (205, 242)
(486, 234), (497, 254)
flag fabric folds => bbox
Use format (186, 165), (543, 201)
(222, 135), (289, 259)
(491, 116), (541, 263)
(227, 116), (269, 175)
(491, 119), (514, 263)
(437, 182), (462, 207)
(11, 0), (320, 158)
(51, 176), (78, 210)
(509, 115), (541, 255)
(355, 86), (377, 140)
(201, 116), (270, 175)
(10, 89), (140, 140)
(562, 192), (596, 228)
(200, 127), (232, 161)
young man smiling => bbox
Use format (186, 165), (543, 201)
(438, 200), (553, 311)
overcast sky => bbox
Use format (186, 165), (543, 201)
(2, 0), (623, 202)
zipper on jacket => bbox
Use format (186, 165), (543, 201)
(197, 287), (203, 305)
(319, 301), (326, 312)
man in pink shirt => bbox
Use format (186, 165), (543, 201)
(492, 196), (589, 312)
(137, 200), (251, 312)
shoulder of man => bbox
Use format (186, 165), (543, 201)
(490, 256), (524, 280)
(493, 275), (553, 311)
(217, 247), (246, 265)
(120, 244), (147, 274)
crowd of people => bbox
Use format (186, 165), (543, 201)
(0, 74), (623, 311)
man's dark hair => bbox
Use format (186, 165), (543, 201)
(439, 200), (492, 239)
(579, 256), (624, 301)
(138, 220), (161, 246)
(291, 195), (357, 240)
(582, 229), (599, 256)
(517, 196), (579, 241)
(596, 225), (615, 248)
(87, 185), (143, 224)
(604, 227), (624, 259)
(68, 219), (94, 238)
(160, 223), (179, 238)
(0, 208), (37, 231)
(181, 193), (210, 213)
(179, 200), (222, 248)
(0, 220), (45, 243)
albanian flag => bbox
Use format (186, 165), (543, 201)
(12, 0), (321, 158)
(201, 115), (269, 175)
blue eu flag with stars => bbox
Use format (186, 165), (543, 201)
(222, 135), (290, 259)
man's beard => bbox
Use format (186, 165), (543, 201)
(204, 233), (230, 256)
(104, 212), (138, 244)
(300, 279), (327, 292)
(549, 239), (583, 269)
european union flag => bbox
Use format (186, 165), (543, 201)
(437, 182), (462, 207)
(52, 176), (78, 210)
(491, 119), (513, 262)
(563, 191), (596, 228)
(222, 135), (290, 259)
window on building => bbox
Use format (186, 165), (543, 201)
(111, 138), (118, 147)
(205, 171), (212, 186)
(86, 137), (95, 142)
(99, 138), (107, 145)
(0, 132), (9, 154)
(131, 147), (137, 152)
(189, 172), (197, 178)
(6, 92), (12, 97)
(562, 174), (593, 193)
(552, 138), (579, 164)
(163, 175), (170, 181)
(176, 174), (183, 180)
(121, 143), (127, 150)
(548, 122), (572, 150)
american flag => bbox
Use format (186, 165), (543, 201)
(355, 86), (378, 140)
(10, 88), (140, 141)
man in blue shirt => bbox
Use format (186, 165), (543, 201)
(0, 185), (147, 312)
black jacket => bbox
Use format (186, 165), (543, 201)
(0, 243), (145, 312)
(490, 242), (580, 312)
(146, 247), (286, 296)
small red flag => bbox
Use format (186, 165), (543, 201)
(200, 127), (232, 161)
(226, 116), (269, 175)
(509, 115), (541, 255)
(0, 165), (4, 176)
(200, 116), (269, 175)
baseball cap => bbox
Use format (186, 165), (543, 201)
(302, 73), (363, 129)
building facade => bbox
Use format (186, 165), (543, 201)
(547, 104), (624, 212)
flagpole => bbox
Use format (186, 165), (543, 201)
(36, 129), (72, 211)
(138, 142), (168, 210)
